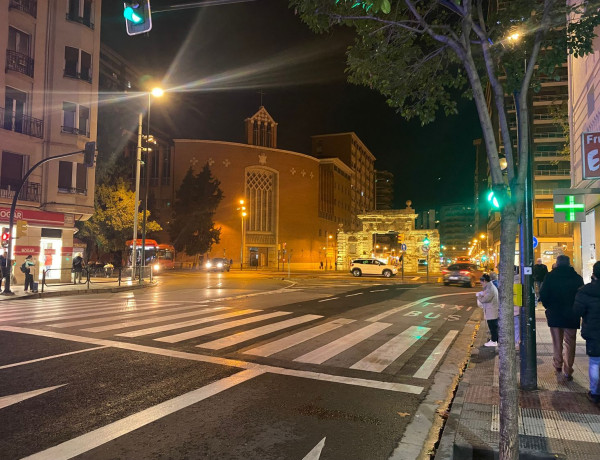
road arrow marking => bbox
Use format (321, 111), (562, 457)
(303, 437), (326, 460)
(0, 384), (66, 410)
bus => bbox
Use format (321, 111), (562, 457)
(126, 239), (175, 271)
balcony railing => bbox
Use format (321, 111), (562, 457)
(0, 106), (43, 138)
(9, 0), (37, 18)
(534, 169), (570, 176)
(6, 49), (34, 77)
(58, 186), (87, 195)
(63, 69), (92, 83)
(0, 182), (41, 202)
(66, 12), (94, 29)
(61, 125), (89, 137)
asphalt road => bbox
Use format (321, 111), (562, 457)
(0, 271), (478, 460)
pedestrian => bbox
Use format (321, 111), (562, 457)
(319, 261), (323, 270)
(574, 260), (600, 405)
(533, 258), (548, 303)
(21, 255), (35, 293)
(476, 273), (499, 347)
(0, 252), (7, 292)
(539, 255), (584, 381)
(72, 253), (84, 284)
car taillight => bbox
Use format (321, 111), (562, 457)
(460, 270), (470, 275)
(442, 269), (449, 274)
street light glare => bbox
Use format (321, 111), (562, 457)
(151, 87), (164, 98)
(239, 199), (245, 205)
(507, 32), (520, 41)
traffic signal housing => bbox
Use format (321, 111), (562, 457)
(487, 190), (501, 210)
(124, 1), (152, 36)
(84, 141), (96, 167)
(1, 230), (9, 247)
(423, 234), (430, 246)
(16, 220), (27, 238)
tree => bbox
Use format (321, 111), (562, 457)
(170, 165), (223, 257)
(289, 1), (600, 457)
(77, 179), (161, 257)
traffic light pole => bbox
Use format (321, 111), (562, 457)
(2, 148), (91, 295)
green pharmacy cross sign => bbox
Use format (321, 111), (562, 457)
(553, 195), (585, 223)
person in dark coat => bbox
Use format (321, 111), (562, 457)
(539, 255), (584, 380)
(533, 258), (549, 303)
(574, 260), (600, 405)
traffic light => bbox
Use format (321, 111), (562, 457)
(16, 220), (27, 238)
(1, 230), (9, 247)
(487, 190), (501, 210)
(84, 141), (96, 168)
(423, 234), (430, 246)
(124, 1), (152, 36)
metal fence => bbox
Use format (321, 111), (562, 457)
(40, 265), (155, 292)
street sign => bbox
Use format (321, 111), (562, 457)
(582, 132), (600, 179)
(422, 245), (430, 253)
(532, 236), (538, 249)
(553, 193), (585, 222)
(400, 243), (407, 251)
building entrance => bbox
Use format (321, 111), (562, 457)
(249, 247), (269, 267)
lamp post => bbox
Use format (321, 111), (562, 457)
(328, 234), (333, 269)
(139, 87), (164, 282)
(237, 199), (246, 270)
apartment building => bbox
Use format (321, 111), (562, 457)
(0, 0), (101, 281)
(375, 169), (394, 210)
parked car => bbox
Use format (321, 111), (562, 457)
(205, 258), (230, 272)
(349, 258), (398, 278)
(455, 256), (471, 263)
(443, 263), (484, 287)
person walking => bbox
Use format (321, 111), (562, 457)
(22, 255), (35, 293)
(477, 273), (499, 347)
(0, 252), (7, 292)
(539, 255), (584, 381)
(72, 253), (84, 284)
(573, 260), (600, 405)
(533, 258), (549, 303)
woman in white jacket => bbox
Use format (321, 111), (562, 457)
(477, 273), (500, 347)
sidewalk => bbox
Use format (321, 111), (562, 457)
(0, 278), (153, 301)
(437, 308), (600, 459)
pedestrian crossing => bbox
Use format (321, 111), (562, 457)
(0, 297), (462, 376)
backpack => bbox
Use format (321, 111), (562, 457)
(20, 262), (27, 274)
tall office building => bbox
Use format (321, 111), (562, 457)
(375, 169), (394, 210)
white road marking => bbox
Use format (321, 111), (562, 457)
(22, 370), (263, 460)
(82, 307), (228, 333)
(369, 289), (388, 292)
(303, 437), (326, 460)
(350, 326), (430, 372)
(411, 277), (420, 281)
(1, 326), (423, 394)
(155, 311), (292, 343)
(367, 292), (474, 322)
(197, 314), (323, 350)
(116, 309), (260, 338)
(0, 385), (66, 410)
(413, 330), (459, 379)
(294, 322), (391, 365)
(0, 346), (108, 370)
(244, 318), (355, 357)
(345, 293), (363, 297)
(318, 297), (339, 302)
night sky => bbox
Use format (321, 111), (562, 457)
(101, 0), (481, 209)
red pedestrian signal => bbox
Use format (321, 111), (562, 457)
(1, 231), (10, 247)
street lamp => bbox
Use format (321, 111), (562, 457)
(138, 86), (164, 282)
(237, 199), (246, 270)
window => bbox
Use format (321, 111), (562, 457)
(6, 28), (33, 77)
(58, 161), (87, 194)
(4, 87), (27, 133)
(78, 105), (89, 136)
(80, 51), (91, 81)
(246, 168), (276, 233)
(8, 27), (30, 55)
(64, 47), (79, 78)
(64, 47), (92, 82)
(0, 152), (27, 189)
(76, 163), (87, 191)
(67, 0), (94, 28)
(62, 102), (89, 136)
(161, 149), (171, 185)
(62, 102), (76, 133)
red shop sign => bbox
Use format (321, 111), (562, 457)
(14, 246), (40, 256)
(0, 207), (65, 226)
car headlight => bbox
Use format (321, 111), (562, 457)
(217, 263), (223, 268)
(153, 263), (159, 271)
(206, 262), (212, 268)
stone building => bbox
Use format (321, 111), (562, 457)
(337, 202), (440, 274)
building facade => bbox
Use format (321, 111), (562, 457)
(375, 169), (394, 210)
(1, 0), (101, 281)
(438, 204), (474, 260)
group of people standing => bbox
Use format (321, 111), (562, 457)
(476, 254), (600, 407)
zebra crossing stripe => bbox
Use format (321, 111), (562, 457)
(350, 325), (430, 372)
(197, 314), (323, 350)
(0, 298), (101, 313)
(294, 322), (391, 365)
(155, 311), (293, 344)
(46, 304), (211, 328)
(244, 318), (355, 357)
(81, 307), (229, 333)
(116, 309), (261, 338)
(412, 330), (459, 379)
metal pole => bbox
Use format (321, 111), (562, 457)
(426, 251), (429, 282)
(240, 215), (244, 270)
(516, 90), (537, 390)
(140, 93), (151, 282)
(132, 113), (142, 282)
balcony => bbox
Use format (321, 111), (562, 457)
(58, 186), (87, 195)
(0, 106), (43, 138)
(9, 0), (37, 18)
(61, 125), (89, 137)
(66, 12), (94, 29)
(534, 169), (570, 178)
(6, 50), (34, 78)
(0, 182), (41, 202)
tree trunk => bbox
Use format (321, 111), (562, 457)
(498, 207), (520, 459)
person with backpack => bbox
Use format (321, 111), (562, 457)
(72, 253), (84, 283)
(21, 255), (36, 293)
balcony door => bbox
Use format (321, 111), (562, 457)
(0, 151), (28, 190)
(8, 27), (30, 56)
(4, 87), (27, 133)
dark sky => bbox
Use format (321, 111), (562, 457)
(101, 0), (481, 209)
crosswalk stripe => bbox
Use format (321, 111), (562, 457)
(155, 311), (292, 344)
(244, 318), (355, 357)
(197, 314), (323, 350)
(350, 325), (430, 372)
(46, 304), (210, 328)
(0, 298), (102, 313)
(413, 330), (458, 379)
(0, 301), (115, 319)
(82, 307), (229, 333)
(294, 322), (391, 365)
(116, 309), (261, 338)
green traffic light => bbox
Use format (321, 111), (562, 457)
(423, 235), (430, 246)
(124, 6), (144, 24)
(487, 190), (500, 209)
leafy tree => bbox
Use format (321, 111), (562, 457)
(170, 165), (223, 257)
(77, 179), (161, 256)
(290, 1), (600, 457)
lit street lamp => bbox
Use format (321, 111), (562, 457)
(237, 199), (246, 270)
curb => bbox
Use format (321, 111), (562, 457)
(0, 282), (156, 301)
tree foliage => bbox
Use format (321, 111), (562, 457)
(77, 179), (161, 254)
(169, 165), (223, 256)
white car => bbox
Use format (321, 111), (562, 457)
(349, 258), (398, 278)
